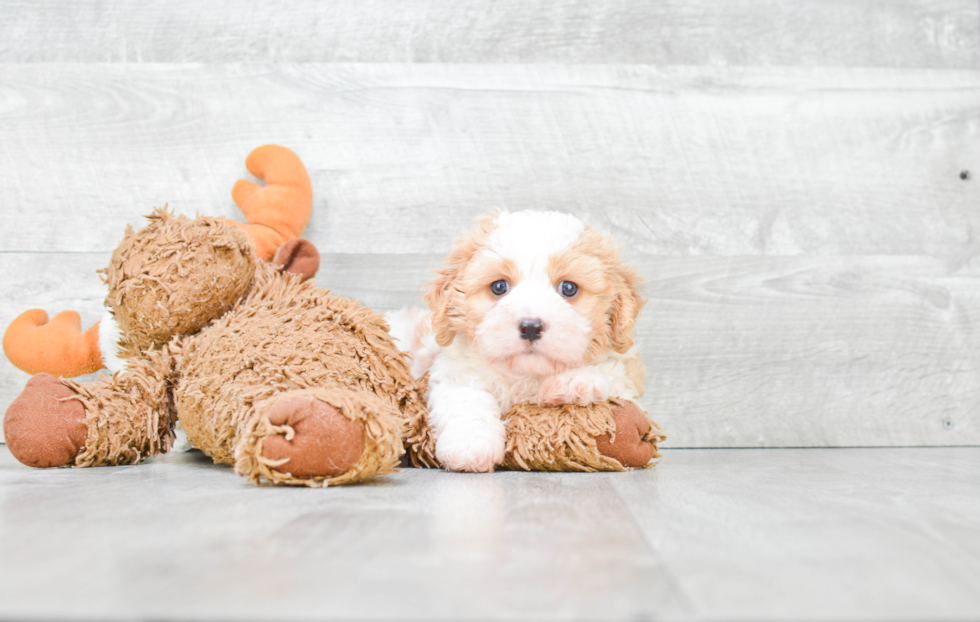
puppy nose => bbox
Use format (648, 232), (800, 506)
(519, 318), (544, 342)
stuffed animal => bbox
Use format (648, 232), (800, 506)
(2, 146), (425, 486)
(405, 398), (665, 472)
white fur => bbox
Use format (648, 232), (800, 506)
(537, 366), (611, 407)
(472, 262), (593, 376)
(386, 308), (440, 380)
(171, 426), (194, 452)
(391, 210), (643, 473)
(97, 310), (127, 375)
(486, 211), (585, 275)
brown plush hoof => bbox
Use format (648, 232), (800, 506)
(3, 373), (87, 468)
(260, 395), (365, 477)
(596, 402), (662, 468)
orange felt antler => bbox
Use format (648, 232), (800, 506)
(229, 145), (313, 261)
(3, 310), (103, 377)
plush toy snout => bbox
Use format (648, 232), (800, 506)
(274, 238), (320, 281)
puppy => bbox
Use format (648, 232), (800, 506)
(388, 210), (645, 473)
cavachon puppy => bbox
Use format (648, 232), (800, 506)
(389, 210), (646, 473)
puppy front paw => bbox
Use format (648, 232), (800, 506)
(538, 368), (610, 407)
(435, 422), (505, 473)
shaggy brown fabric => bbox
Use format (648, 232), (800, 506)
(401, 374), (441, 468)
(103, 208), (256, 356)
(173, 263), (426, 485)
(3, 373), (88, 468)
(65, 350), (178, 467)
(596, 401), (666, 467)
(499, 399), (663, 472)
(259, 392), (366, 477)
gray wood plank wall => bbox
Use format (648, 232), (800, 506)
(1, 1), (978, 447)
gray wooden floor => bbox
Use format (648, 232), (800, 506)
(1, 444), (978, 621)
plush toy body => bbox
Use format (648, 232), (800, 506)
(3, 147), (423, 486)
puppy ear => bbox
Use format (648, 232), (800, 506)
(424, 215), (497, 347)
(424, 267), (461, 347)
(608, 262), (645, 354)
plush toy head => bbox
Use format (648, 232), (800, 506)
(3, 144), (316, 377)
(104, 209), (258, 355)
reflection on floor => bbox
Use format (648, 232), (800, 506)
(1, 445), (978, 621)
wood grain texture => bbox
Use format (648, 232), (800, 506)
(0, 64), (978, 258)
(2, 444), (978, 620)
(0, 446), (688, 621)
(0, 0), (976, 67)
(2, 252), (977, 447)
(640, 255), (980, 448)
(612, 448), (980, 619)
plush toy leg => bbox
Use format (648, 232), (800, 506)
(3, 353), (177, 469)
(257, 395), (365, 476)
(595, 401), (666, 468)
(4, 374), (88, 468)
(234, 387), (404, 487)
(500, 399), (665, 472)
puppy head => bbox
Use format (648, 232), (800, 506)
(424, 210), (644, 376)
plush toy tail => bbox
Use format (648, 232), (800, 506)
(3, 310), (104, 377)
(229, 145), (313, 261)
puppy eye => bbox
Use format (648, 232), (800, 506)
(490, 280), (510, 296)
(559, 281), (578, 297)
